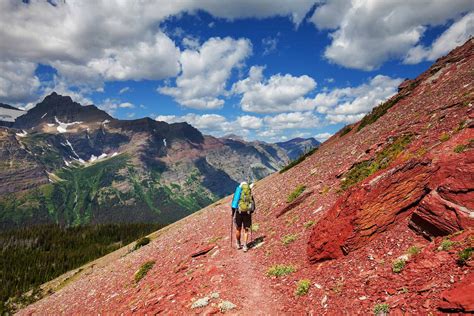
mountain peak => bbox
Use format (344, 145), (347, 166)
(13, 93), (112, 129)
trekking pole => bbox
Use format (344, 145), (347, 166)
(230, 212), (233, 249)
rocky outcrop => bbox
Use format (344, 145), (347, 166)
(307, 147), (474, 263)
(438, 272), (474, 312)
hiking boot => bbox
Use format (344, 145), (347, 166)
(236, 241), (242, 249)
(243, 244), (248, 252)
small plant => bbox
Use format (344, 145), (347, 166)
(208, 236), (222, 244)
(295, 279), (311, 296)
(439, 239), (455, 251)
(281, 234), (297, 245)
(392, 259), (406, 273)
(399, 287), (409, 294)
(134, 260), (155, 283)
(454, 144), (466, 153)
(287, 185), (306, 203)
(407, 246), (421, 256)
(304, 220), (315, 229)
(439, 133), (450, 142)
(250, 223), (259, 232)
(373, 303), (390, 315)
(457, 247), (473, 266)
(266, 264), (296, 277)
(133, 236), (150, 251)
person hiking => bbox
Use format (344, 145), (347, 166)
(231, 182), (255, 252)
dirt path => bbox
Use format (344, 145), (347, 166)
(230, 246), (279, 315)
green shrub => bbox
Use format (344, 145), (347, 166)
(287, 185), (306, 203)
(295, 279), (311, 296)
(407, 246), (421, 256)
(457, 247), (473, 266)
(454, 144), (466, 153)
(358, 93), (406, 131)
(133, 236), (150, 251)
(339, 125), (352, 137)
(392, 259), (406, 273)
(341, 134), (412, 190)
(373, 303), (390, 315)
(439, 133), (450, 142)
(281, 234), (298, 245)
(439, 239), (455, 251)
(280, 148), (318, 174)
(266, 264), (296, 277)
(304, 220), (315, 229)
(134, 260), (155, 283)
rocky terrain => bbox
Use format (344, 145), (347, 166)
(0, 93), (320, 229)
(17, 39), (474, 314)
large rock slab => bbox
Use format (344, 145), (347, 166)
(307, 152), (474, 263)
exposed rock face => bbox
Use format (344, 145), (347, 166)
(0, 128), (49, 194)
(307, 142), (474, 262)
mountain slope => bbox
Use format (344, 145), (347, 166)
(18, 40), (474, 314)
(276, 137), (320, 160)
(0, 95), (291, 229)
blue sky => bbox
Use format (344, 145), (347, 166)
(1, 1), (473, 142)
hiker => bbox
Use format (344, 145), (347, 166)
(231, 182), (255, 252)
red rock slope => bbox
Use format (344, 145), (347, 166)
(20, 39), (473, 315)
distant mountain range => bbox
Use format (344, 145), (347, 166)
(0, 93), (319, 229)
(276, 137), (320, 160)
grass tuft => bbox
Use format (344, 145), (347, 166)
(392, 259), (406, 273)
(304, 220), (315, 229)
(287, 185), (306, 203)
(439, 133), (450, 142)
(295, 279), (311, 296)
(373, 303), (390, 315)
(133, 237), (150, 251)
(439, 239), (455, 251)
(266, 264), (296, 277)
(281, 234), (298, 245)
(134, 260), (155, 283)
(454, 144), (466, 153)
(407, 246), (421, 256)
(457, 247), (473, 266)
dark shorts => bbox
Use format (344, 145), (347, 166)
(234, 211), (252, 229)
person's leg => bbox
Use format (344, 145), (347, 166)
(242, 213), (251, 251)
(235, 212), (242, 248)
(236, 227), (241, 245)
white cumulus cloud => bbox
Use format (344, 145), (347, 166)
(315, 75), (403, 124)
(233, 66), (317, 113)
(158, 37), (252, 110)
(310, 0), (474, 70)
(405, 12), (474, 64)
